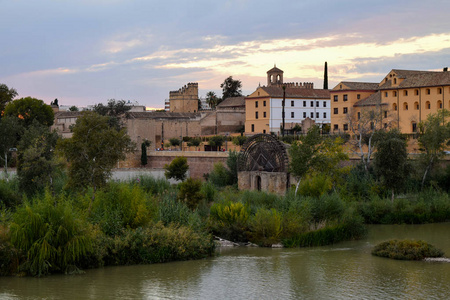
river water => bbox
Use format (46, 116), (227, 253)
(1, 223), (449, 300)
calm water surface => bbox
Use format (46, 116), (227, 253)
(1, 223), (449, 300)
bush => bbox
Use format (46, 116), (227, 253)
(249, 208), (283, 246)
(9, 192), (92, 276)
(209, 201), (249, 242)
(158, 191), (192, 227)
(164, 156), (189, 181)
(178, 178), (203, 210)
(307, 193), (345, 224)
(208, 163), (230, 187)
(136, 175), (171, 195)
(0, 179), (22, 209)
(298, 174), (332, 198)
(372, 239), (444, 260)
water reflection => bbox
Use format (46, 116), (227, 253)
(0, 223), (449, 299)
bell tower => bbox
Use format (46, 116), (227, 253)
(267, 65), (284, 86)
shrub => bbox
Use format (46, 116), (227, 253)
(307, 193), (345, 224)
(158, 191), (192, 227)
(137, 175), (171, 195)
(0, 178), (22, 209)
(178, 178), (203, 210)
(209, 201), (249, 242)
(9, 192), (92, 276)
(298, 174), (332, 198)
(372, 239), (444, 260)
(164, 156), (189, 181)
(208, 162), (230, 187)
(249, 208), (283, 246)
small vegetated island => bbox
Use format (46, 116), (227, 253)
(372, 240), (445, 261)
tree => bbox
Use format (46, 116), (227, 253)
(232, 135), (247, 146)
(0, 116), (23, 179)
(0, 83), (18, 113)
(169, 137), (181, 149)
(209, 135), (225, 151)
(187, 137), (201, 150)
(289, 126), (348, 195)
(220, 76), (242, 100)
(418, 109), (450, 188)
(17, 120), (59, 195)
(206, 91), (220, 109)
(141, 140), (151, 166)
(164, 156), (189, 181)
(4, 97), (54, 128)
(373, 129), (409, 201)
(69, 105), (79, 112)
(323, 61), (328, 89)
(57, 112), (134, 209)
(93, 99), (131, 130)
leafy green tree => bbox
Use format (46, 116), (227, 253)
(178, 177), (203, 210)
(69, 105), (79, 112)
(57, 112), (134, 208)
(93, 99), (131, 130)
(169, 137), (181, 149)
(187, 137), (201, 150)
(0, 83), (18, 113)
(17, 120), (59, 195)
(226, 150), (241, 185)
(232, 135), (247, 146)
(209, 135), (225, 150)
(164, 156), (189, 181)
(418, 109), (450, 188)
(289, 126), (348, 195)
(0, 116), (23, 179)
(373, 129), (409, 201)
(141, 140), (151, 166)
(4, 97), (54, 128)
(220, 76), (242, 101)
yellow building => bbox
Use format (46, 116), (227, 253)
(331, 68), (450, 134)
(245, 66), (330, 135)
(169, 82), (199, 113)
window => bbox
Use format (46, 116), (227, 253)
(343, 94), (348, 101)
(384, 111), (388, 118)
(357, 112), (361, 120)
(310, 112), (314, 118)
(316, 112), (319, 118)
(393, 103), (397, 111)
(438, 100), (443, 109)
(403, 102), (408, 110)
(251, 124), (254, 132)
(334, 124), (339, 130)
(255, 112), (258, 119)
(394, 78), (397, 84)
(303, 112), (306, 118)
(333, 95), (338, 102)
(343, 107), (348, 114)
(263, 111), (266, 118)
(263, 129), (266, 134)
(426, 89), (430, 95)
(255, 101), (258, 108)
(385, 92), (388, 97)
(316, 101), (319, 107)
(357, 94), (361, 100)
(343, 124), (348, 131)
(412, 122), (417, 133)
(291, 100), (294, 107)
(426, 101), (431, 109)
(414, 102), (419, 110)
(303, 101), (306, 107)
(393, 91), (397, 97)
(310, 101), (314, 107)
(291, 112), (294, 118)
(323, 101), (327, 107)
(415, 89), (419, 96)
(404, 90), (408, 96)
(438, 88), (442, 94)
(263, 101), (266, 107)
(334, 108), (338, 114)
(323, 112), (327, 118)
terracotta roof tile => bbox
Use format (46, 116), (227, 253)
(217, 96), (245, 107)
(353, 91), (386, 107)
(258, 86), (330, 99)
(338, 82), (379, 90)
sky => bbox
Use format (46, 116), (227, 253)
(1, 0), (450, 109)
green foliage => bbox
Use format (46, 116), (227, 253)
(178, 178), (203, 210)
(209, 201), (249, 242)
(140, 140), (151, 166)
(57, 112), (133, 198)
(232, 135), (247, 146)
(341, 163), (375, 201)
(136, 175), (170, 195)
(307, 193), (346, 224)
(298, 174), (332, 198)
(9, 192), (92, 276)
(372, 239), (444, 260)
(0, 116), (23, 175)
(0, 178), (22, 209)
(208, 163), (230, 187)
(249, 208), (283, 246)
(164, 156), (189, 181)
(206, 91), (220, 109)
(373, 129), (409, 200)
(89, 183), (156, 236)
(91, 223), (214, 266)
(226, 150), (240, 185)
(208, 135), (225, 149)
(0, 83), (18, 112)
(169, 138), (180, 147)
(93, 99), (132, 130)
(281, 135), (295, 144)
(187, 137), (201, 149)
(158, 191), (193, 227)
(4, 97), (54, 128)
(68, 106), (79, 112)
(220, 76), (243, 100)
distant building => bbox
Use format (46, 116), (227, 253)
(169, 83), (199, 113)
(245, 66), (330, 135)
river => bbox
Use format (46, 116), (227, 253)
(1, 223), (449, 299)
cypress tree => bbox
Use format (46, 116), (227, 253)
(323, 61), (328, 89)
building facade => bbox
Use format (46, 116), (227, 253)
(169, 82), (199, 113)
(245, 66), (330, 135)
